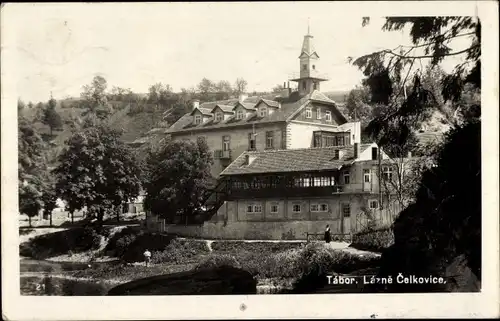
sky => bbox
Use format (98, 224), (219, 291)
(4, 2), (477, 103)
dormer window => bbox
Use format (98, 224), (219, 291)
(215, 112), (223, 122)
(316, 108), (321, 119)
(236, 109), (245, 120)
(259, 107), (267, 117)
(325, 110), (332, 122)
(305, 107), (312, 119)
(194, 114), (202, 125)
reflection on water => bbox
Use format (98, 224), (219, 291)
(20, 258), (120, 296)
(21, 275), (112, 296)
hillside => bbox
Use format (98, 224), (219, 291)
(20, 98), (167, 166)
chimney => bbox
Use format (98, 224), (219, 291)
(354, 143), (360, 159)
(192, 99), (200, 110)
(287, 81), (290, 88)
(283, 81), (286, 88)
(244, 154), (256, 166)
(239, 93), (248, 103)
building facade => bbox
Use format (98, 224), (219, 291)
(145, 30), (403, 240)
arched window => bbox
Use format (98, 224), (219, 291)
(312, 65), (316, 70)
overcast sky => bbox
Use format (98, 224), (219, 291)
(4, 2), (477, 103)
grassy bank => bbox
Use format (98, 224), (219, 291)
(21, 226), (381, 293)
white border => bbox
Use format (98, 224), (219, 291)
(2, 1), (499, 319)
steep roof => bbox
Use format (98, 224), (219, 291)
(260, 98), (280, 108)
(189, 107), (212, 116)
(220, 144), (373, 176)
(300, 34), (317, 58)
(166, 90), (339, 134)
(233, 102), (256, 111)
(212, 104), (235, 113)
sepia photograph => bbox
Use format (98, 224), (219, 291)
(2, 1), (498, 319)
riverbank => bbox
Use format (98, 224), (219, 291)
(20, 226), (382, 295)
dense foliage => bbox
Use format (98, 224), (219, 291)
(143, 138), (214, 223)
(53, 125), (142, 224)
(18, 116), (50, 225)
(351, 16), (482, 291)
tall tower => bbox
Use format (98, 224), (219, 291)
(290, 25), (328, 95)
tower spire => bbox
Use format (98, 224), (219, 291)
(307, 17), (310, 35)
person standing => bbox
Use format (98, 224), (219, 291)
(324, 225), (331, 244)
(143, 249), (151, 267)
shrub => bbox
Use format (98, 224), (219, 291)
(211, 241), (304, 254)
(195, 254), (241, 270)
(19, 228), (100, 259)
(292, 243), (381, 293)
(81, 227), (102, 250)
(151, 239), (210, 264)
(351, 227), (394, 252)
(238, 249), (302, 278)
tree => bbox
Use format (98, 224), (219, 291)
(353, 17), (482, 291)
(215, 80), (234, 100)
(345, 85), (373, 127)
(42, 97), (63, 136)
(80, 75), (111, 122)
(234, 78), (248, 95)
(18, 116), (49, 227)
(54, 125), (142, 226)
(41, 179), (57, 226)
(272, 84), (284, 93)
(143, 138), (214, 225)
(18, 99), (26, 112)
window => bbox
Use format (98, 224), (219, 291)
(325, 135), (336, 147)
(310, 204), (319, 212)
(266, 131), (274, 149)
(222, 135), (230, 151)
(305, 107), (312, 118)
(372, 147), (378, 160)
(247, 204), (262, 213)
(320, 204), (328, 212)
(342, 204), (351, 217)
(314, 132), (322, 147)
(337, 136), (346, 146)
(236, 109), (245, 120)
(248, 133), (256, 150)
(382, 166), (394, 181)
(270, 204), (279, 213)
(343, 172), (350, 184)
(259, 107), (267, 117)
(194, 114), (202, 124)
(292, 204), (301, 213)
(215, 112), (223, 122)
(313, 82), (317, 90)
(312, 176), (333, 186)
(369, 200), (379, 209)
(281, 130), (286, 149)
(302, 81), (306, 90)
(363, 169), (371, 182)
(316, 108), (321, 119)
(334, 149), (340, 160)
(294, 177), (311, 187)
(312, 65), (316, 70)
(325, 111), (332, 122)
(303, 64), (307, 70)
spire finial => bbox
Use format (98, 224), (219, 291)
(307, 17), (310, 35)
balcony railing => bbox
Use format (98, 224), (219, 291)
(214, 149), (232, 159)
